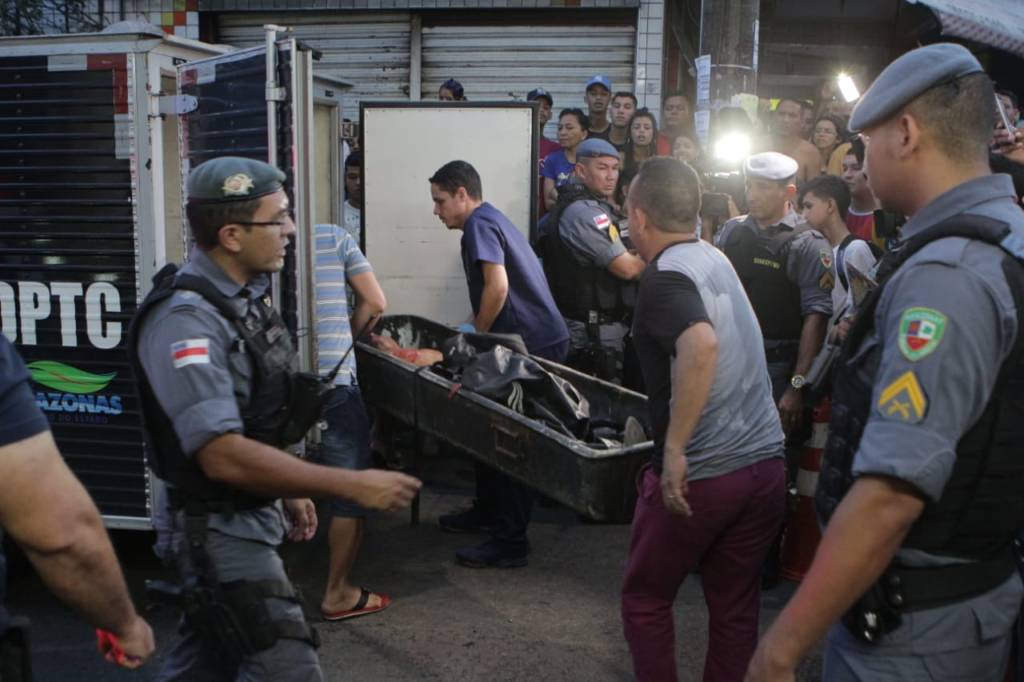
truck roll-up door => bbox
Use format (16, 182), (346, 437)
(0, 53), (149, 523)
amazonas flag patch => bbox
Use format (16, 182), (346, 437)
(593, 213), (611, 231)
(171, 339), (210, 368)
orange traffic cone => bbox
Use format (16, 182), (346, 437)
(780, 397), (831, 582)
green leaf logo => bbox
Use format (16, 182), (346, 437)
(26, 361), (116, 394)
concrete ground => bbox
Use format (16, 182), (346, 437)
(10, 453), (823, 681)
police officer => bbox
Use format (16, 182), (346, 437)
(714, 152), (833, 435)
(747, 44), (1024, 682)
(131, 157), (421, 681)
(541, 137), (646, 385)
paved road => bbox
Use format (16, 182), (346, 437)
(9, 456), (823, 681)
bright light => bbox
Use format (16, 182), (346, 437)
(713, 132), (752, 164)
(837, 73), (860, 103)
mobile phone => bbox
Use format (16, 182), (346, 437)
(995, 94), (1017, 136)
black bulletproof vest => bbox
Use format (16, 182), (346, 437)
(723, 221), (803, 341)
(541, 184), (637, 322)
(128, 264), (297, 511)
(816, 215), (1024, 560)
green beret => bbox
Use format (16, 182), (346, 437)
(186, 156), (286, 204)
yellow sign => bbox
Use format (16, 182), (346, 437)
(877, 371), (928, 423)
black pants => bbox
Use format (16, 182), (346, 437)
(474, 339), (569, 547)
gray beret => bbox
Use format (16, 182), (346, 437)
(743, 152), (798, 181)
(187, 156), (286, 203)
(849, 43), (984, 133)
(576, 138), (620, 161)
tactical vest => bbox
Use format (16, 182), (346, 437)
(816, 215), (1024, 560)
(128, 264), (298, 512)
(722, 221), (803, 341)
(541, 183), (637, 323)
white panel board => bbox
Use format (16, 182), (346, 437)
(362, 104), (536, 327)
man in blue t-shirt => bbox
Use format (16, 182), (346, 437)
(428, 160), (569, 568)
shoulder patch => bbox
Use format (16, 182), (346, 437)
(171, 339), (210, 368)
(876, 370), (928, 424)
(593, 213), (611, 231)
(820, 248), (833, 269)
(898, 307), (947, 362)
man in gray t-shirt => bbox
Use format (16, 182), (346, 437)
(620, 158), (785, 681)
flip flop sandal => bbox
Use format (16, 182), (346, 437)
(321, 588), (392, 622)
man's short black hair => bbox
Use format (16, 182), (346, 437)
(776, 97), (806, 112)
(429, 160), (482, 200)
(847, 137), (865, 166)
(800, 174), (851, 220)
(662, 91), (691, 106)
(998, 88), (1019, 111)
(344, 150), (362, 170)
(186, 198), (262, 250)
(613, 91), (638, 107)
(906, 73), (996, 164)
(559, 108), (590, 131)
(629, 157), (700, 233)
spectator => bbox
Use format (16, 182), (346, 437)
(657, 91), (695, 155)
(621, 158), (786, 682)
(542, 108), (590, 211)
(430, 161), (569, 569)
(762, 98), (820, 185)
(609, 91), (638, 151)
(812, 114), (850, 176)
(623, 108), (659, 175)
(841, 138), (882, 247)
(439, 78), (466, 101)
(529, 88), (560, 218)
(671, 132), (701, 165)
(997, 88), (1019, 127)
(798, 175), (878, 332)
(342, 150), (362, 244)
(799, 100), (816, 141)
(584, 75), (613, 140)
(312, 219), (391, 622)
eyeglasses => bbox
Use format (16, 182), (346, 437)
(236, 209), (295, 227)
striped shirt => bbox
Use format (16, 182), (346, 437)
(314, 223), (372, 385)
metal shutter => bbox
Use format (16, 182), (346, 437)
(421, 22), (636, 135)
(216, 12), (412, 110)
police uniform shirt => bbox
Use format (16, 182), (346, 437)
(558, 197), (627, 268)
(715, 212), (834, 321)
(137, 248), (287, 545)
(0, 336), (50, 448)
(829, 173), (1024, 662)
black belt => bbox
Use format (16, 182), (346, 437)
(887, 551), (1017, 613)
(763, 342), (799, 363)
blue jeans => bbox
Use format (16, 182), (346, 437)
(317, 384), (372, 519)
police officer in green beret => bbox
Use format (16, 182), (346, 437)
(130, 156), (421, 681)
(747, 44), (1024, 682)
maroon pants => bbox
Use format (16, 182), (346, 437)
(621, 457), (786, 682)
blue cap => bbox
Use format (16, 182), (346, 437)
(527, 87), (553, 105)
(576, 138), (620, 161)
(585, 75), (612, 93)
(187, 156), (286, 204)
(849, 43), (984, 133)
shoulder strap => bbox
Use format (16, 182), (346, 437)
(835, 234), (857, 291)
(171, 274), (243, 321)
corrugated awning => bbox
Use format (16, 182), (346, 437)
(908, 0), (1024, 58)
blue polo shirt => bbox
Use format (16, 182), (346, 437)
(461, 202), (569, 354)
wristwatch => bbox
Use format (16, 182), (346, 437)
(790, 374), (807, 390)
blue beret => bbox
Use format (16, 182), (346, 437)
(849, 43), (984, 133)
(743, 152), (798, 181)
(576, 138), (620, 161)
(187, 156), (286, 204)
